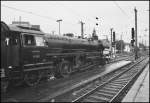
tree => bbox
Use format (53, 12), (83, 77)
(115, 40), (125, 52)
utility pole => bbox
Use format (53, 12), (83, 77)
(110, 28), (113, 58)
(121, 33), (123, 53)
(134, 7), (138, 60)
(56, 19), (62, 35)
(80, 21), (85, 38)
(144, 34), (146, 46)
(19, 16), (21, 26)
(113, 31), (116, 58)
(144, 28), (147, 46)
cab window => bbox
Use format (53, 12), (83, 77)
(11, 33), (20, 46)
(23, 34), (35, 46)
(35, 36), (45, 46)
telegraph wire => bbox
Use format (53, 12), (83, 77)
(2, 4), (57, 22)
(56, 2), (82, 21)
(113, 1), (149, 26)
(57, 2), (96, 24)
(54, 2), (97, 35)
(2, 4), (82, 34)
(113, 1), (131, 19)
(1, 4), (79, 27)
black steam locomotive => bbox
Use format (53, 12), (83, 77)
(1, 21), (110, 92)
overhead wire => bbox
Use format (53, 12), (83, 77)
(2, 4), (83, 35)
(113, 1), (149, 26)
(56, 2), (82, 21)
(1, 4), (80, 28)
(2, 4), (57, 22)
(55, 2), (98, 35)
(57, 2), (96, 24)
(113, 1), (149, 45)
(113, 1), (132, 20)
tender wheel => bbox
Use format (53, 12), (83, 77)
(75, 56), (82, 68)
(55, 61), (71, 78)
(41, 70), (54, 81)
(11, 79), (24, 87)
(99, 58), (106, 66)
(1, 80), (9, 93)
(24, 71), (41, 86)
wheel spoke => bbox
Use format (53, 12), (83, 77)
(1, 81), (9, 93)
(24, 71), (41, 86)
(60, 61), (71, 78)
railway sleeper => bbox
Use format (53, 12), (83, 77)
(108, 83), (125, 87)
(118, 75), (134, 80)
(118, 74), (131, 78)
(113, 78), (130, 81)
(83, 87), (94, 92)
(105, 85), (122, 89)
(94, 91), (114, 98)
(98, 89), (117, 95)
(79, 89), (93, 95)
(102, 87), (119, 93)
(122, 72), (137, 76)
(117, 77), (130, 80)
(82, 97), (103, 102)
(89, 94), (110, 101)
(117, 76), (132, 80)
(110, 80), (128, 84)
(102, 86), (121, 91)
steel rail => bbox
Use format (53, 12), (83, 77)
(110, 59), (149, 102)
(72, 57), (148, 102)
(48, 56), (146, 102)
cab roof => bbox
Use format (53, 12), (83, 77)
(8, 24), (45, 35)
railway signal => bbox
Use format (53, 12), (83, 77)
(131, 28), (135, 47)
(96, 17), (99, 20)
(112, 31), (116, 46)
(113, 31), (115, 42)
(96, 17), (99, 25)
(131, 39), (135, 46)
(131, 28), (134, 40)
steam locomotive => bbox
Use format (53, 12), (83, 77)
(1, 21), (110, 92)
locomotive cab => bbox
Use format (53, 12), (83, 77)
(1, 21), (10, 92)
(1, 22), (51, 89)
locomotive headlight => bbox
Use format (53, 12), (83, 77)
(8, 66), (12, 69)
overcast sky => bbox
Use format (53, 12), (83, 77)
(1, 1), (149, 45)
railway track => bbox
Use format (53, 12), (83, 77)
(0, 54), (135, 102)
(49, 56), (149, 102)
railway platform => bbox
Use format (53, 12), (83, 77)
(2, 60), (132, 102)
(122, 64), (149, 102)
(40, 60), (132, 102)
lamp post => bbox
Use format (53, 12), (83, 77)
(110, 28), (113, 58)
(56, 19), (62, 35)
(144, 28), (148, 46)
(120, 33), (123, 54)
